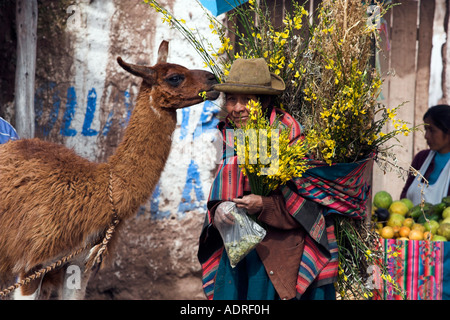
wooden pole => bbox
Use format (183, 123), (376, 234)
(414, 0), (435, 155)
(442, 0), (450, 104)
(15, 0), (38, 139)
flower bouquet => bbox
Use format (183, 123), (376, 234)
(234, 99), (309, 196)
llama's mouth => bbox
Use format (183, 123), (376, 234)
(203, 89), (220, 100)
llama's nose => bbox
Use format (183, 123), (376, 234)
(206, 72), (218, 84)
(210, 77), (218, 86)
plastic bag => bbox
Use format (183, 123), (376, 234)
(215, 201), (266, 268)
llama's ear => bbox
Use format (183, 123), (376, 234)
(157, 40), (169, 64)
(117, 57), (156, 82)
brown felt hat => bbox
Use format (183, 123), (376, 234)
(213, 58), (285, 95)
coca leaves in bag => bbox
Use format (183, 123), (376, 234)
(215, 202), (266, 267)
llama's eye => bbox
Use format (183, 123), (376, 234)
(165, 74), (185, 87)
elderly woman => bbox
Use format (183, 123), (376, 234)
(401, 104), (450, 204)
(197, 58), (336, 300)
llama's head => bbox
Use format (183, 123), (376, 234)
(117, 41), (219, 110)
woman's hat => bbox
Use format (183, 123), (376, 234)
(213, 58), (285, 95)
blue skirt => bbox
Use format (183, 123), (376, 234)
(213, 249), (336, 300)
(213, 249), (278, 300)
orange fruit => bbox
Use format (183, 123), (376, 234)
(393, 226), (401, 237)
(409, 229), (424, 241)
(380, 226), (395, 239)
(423, 231), (433, 241)
(399, 226), (411, 238)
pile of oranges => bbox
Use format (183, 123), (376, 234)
(378, 222), (433, 241)
(373, 191), (450, 242)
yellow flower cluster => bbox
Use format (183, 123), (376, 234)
(234, 100), (309, 196)
(301, 0), (414, 164)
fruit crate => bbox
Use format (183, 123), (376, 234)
(374, 238), (450, 300)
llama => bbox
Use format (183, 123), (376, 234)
(0, 41), (219, 299)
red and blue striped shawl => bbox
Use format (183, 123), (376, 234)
(197, 107), (373, 299)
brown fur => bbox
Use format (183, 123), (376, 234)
(0, 41), (218, 299)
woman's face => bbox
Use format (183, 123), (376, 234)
(424, 117), (450, 153)
(225, 93), (258, 128)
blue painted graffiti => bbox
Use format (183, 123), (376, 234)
(179, 108), (190, 140)
(193, 100), (220, 138)
(102, 110), (114, 136)
(179, 100), (220, 141)
(82, 88), (98, 136)
(148, 183), (171, 219)
(35, 84), (131, 138)
(178, 159), (206, 213)
(176, 100), (221, 216)
(60, 86), (78, 137)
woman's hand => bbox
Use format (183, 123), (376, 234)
(214, 201), (236, 227)
(214, 195), (263, 228)
(233, 194), (263, 215)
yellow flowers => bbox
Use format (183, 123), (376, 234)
(198, 91), (207, 100)
(251, 32), (262, 40)
(234, 100), (309, 196)
(387, 108), (395, 119)
(299, 0), (415, 165)
(288, 10), (307, 30)
(217, 37), (233, 55)
(161, 15), (172, 24)
(321, 26), (334, 34)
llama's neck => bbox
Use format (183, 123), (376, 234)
(107, 87), (177, 219)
